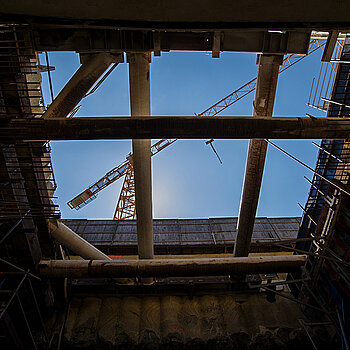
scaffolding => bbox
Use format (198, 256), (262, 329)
(290, 36), (350, 347)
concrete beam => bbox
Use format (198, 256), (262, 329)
(2, 1), (350, 30)
(33, 29), (310, 55)
(43, 53), (123, 119)
(128, 53), (154, 260)
(37, 255), (307, 278)
(234, 55), (282, 257)
(2, 116), (350, 141)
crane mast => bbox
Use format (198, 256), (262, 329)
(67, 39), (325, 218)
(114, 160), (136, 220)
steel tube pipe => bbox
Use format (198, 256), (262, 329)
(48, 221), (110, 260)
(38, 254), (307, 278)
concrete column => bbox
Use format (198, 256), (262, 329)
(128, 53), (154, 259)
(234, 55), (283, 257)
(43, 53), (122, 119)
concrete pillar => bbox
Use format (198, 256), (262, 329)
(43, 53), (122, 119)
(234, 55), (283, 257)
(127, 53), (154, 259)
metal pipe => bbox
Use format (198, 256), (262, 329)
(127, 52), (154, 260)
(27, 278), (49, 343)
(0, 209), (30, 245)
(38, 254), (307, 278)
(298, 203), (318, 225)
(234, 54), (282, 257)
(313, 62), (323, 107)
(265, 139), (350, 197)
(43, 53), (122, 119)
(299, 319), (319, 350)
(321, 97), (350, 109)
(337, 308), (350, 350)
(45, 52), (54, 103)
(304, 176), (327, 198)
(84, 62), (118, 97)
(308, 77), (315, 105)
(312, 141), (346, 163)
(48, 220), (110, 260)
(17, 293), (38, 350)
(0, 258), (40, 280)
(276, 239), (350, 267)
(0, 272), (29, 320)
(261, 286), (329, 314)
(318, 62), (328, 107)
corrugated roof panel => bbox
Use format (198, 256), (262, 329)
(117, 223), (137, 234)
(114, 234), (137, 242)
(214, 232), (236, 242)
(154, 223), (180, 234)
(102, 224), (117, 233)
(179, 219), (210, 225)
(180, 224), (210, 233)
(154, 233), (180, 244)
(180, 233), (212, 243)
(62, 217), (300, 249)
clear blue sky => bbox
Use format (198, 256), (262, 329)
(39, 48), (326, 220)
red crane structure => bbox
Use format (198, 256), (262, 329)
(67, 39), (326, 219)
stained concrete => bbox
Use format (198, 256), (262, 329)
(53, 291), (325, 349)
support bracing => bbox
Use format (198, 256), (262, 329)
(234, 55), (282, 257)
(48, 220), (110, 260)
(43, 53), (123, 119)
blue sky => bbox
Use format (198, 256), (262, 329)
(39, 47), (327, 220)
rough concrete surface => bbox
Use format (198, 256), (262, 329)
(50, 292), (332, 349)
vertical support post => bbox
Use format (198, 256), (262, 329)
(127, 53), (154, 259)
(234, 55), (283, 257)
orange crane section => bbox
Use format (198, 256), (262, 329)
(67, 39), (325, 218)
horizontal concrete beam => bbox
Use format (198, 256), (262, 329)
(2, 1), (350, 30)
(33, 29), (310, 55)
(2, 116), (350, 141)
(38, 255), (307, 278)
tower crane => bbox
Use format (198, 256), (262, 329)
(67, 39), (325, 219)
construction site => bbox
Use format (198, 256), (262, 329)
(0, 1), (350, 349)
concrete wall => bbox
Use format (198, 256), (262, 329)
(47, 291), (327, 349)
